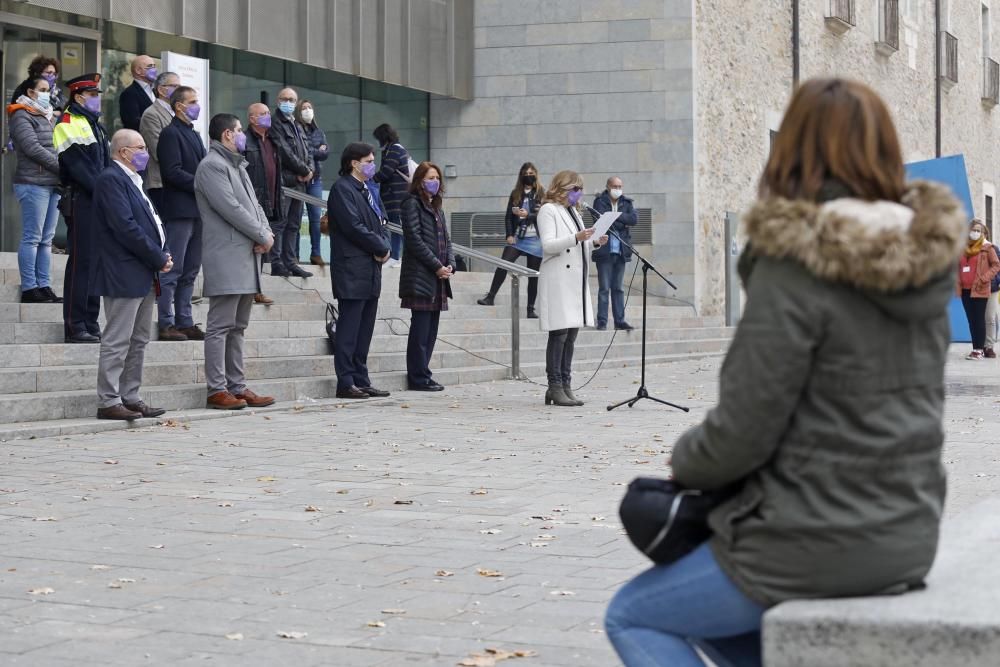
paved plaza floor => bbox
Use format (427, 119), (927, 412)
(1, 349), (998, 666)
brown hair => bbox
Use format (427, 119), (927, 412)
(27, 55), (59, 79)
(760, 78), (905, 203)
(509, 162), (543, 206)
(543, 170), (584, 206)
(408, 161), (445, 209)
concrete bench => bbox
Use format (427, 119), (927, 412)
(763, 497), (1000, 666)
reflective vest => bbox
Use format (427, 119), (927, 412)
(53, 112), (96, 155)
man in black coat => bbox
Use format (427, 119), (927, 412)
(155, 86), (206, 342)
(118, 54), (156, 131)
(327, 142), (391, 399)
(244, 103), (283, 305)
(270, 87), (314, 278)
(591, 176), (638, 331)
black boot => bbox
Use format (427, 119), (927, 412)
(527, 306), (538, 319)
(477, 293), (495, 306)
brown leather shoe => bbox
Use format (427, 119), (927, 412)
(310, 254), (326, 267)
(254, 293), (274, 305)
(177, 325), (205, 341)
(206, 391), (248, 410)
(122, 401), (166, 418)
(97, 404), (142, 420)
(233, 388), (275, 408)
(159, 325), (188, 341)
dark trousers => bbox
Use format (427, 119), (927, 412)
(596, 255), (628, 327)
(407, 309), (441, 387)
(157, 218), (202, 329)
(306, 178), (324, 257)
(270, 195), (303, 271)
(63, 196), (101, 338)
(487, 245), (541, 308)
(962, 289), (988, 350)
(546, 327), (579, 385)
(334, 297), (379, 391)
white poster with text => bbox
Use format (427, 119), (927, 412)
(161, 51), (210, 148)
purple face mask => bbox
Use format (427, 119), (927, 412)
(359, 161), (377, 180)
(145, 67), (158, 83)
(42, 73), (57, 87)
(234, 130), (247, 153)
(83, 95), (102, 115)
(423, 179), (440, 196)
(567, 189), (583, 206)
(184, 102), (201, 121)
(256, 114), (271, 129)
(129, 148), (150, 172)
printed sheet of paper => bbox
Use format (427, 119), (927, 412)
(590, 211), (622, 240)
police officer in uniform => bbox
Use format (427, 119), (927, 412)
(53, 73), (111, 343)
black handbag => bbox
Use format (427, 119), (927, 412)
(325, 303), (338, 355)
(619, 477), (725, 565)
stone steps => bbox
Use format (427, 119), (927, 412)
(0, 251), (730, 436)
(0, 350), (722, 427)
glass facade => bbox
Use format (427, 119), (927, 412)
(0, 5), (429, 252)
(101, 24), (430, 163)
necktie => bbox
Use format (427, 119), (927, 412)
(363, 185), (380, 218)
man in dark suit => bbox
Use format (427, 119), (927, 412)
(118, 54), (156, 131)
(327, 142), (391, 400)
(155, 85), (206, 342)
(92, 130), (172, 421)
(270, 87), (314, 278)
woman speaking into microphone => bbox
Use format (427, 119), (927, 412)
(537, 170), (607, 407)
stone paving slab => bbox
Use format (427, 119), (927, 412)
(0, 347), (998, 666)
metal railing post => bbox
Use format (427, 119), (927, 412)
(510, 275), (521, 380)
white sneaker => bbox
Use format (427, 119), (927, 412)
(387, 258), (401, 268)
(967, 350), (985, 360)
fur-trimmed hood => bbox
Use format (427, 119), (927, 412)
(742, 180), (966, 320)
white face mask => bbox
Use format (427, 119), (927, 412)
(610, 188), (623, 199)
(970, 230), (983, 241)
(301, 108), (314, 123)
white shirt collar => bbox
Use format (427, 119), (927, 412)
(137, 78), (155, 101)
(115, 160), (165, 246)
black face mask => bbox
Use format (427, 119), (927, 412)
(523, 175), (536, 186)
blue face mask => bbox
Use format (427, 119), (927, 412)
(35, 91), (51, 108)
(278, 101), (295, 116)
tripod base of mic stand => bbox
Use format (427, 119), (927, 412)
(607, 385), (689, 412)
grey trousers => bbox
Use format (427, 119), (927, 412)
(204, 293), (253, 395)
(97, 290), (155, 408)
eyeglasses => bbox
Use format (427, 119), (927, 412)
(570, 186), (583, 192)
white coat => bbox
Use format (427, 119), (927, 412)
(536, 202), (596, 332)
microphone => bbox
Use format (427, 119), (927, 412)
(582, 203), (602, 220)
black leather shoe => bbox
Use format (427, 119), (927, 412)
(270, 266), (291, 277)
(409, 382), (444, 392)
(40, 287), (63, 303)
(97, 404), (142, 421)
(527, 307), (538, 319)
(476, 293), (495, 306)
(615, 322), (635, 331)
(360, 386), (391, 397)
(122, 401), (166, 418)
(20, 287), (48, 303)
(66, 331), (100, 344)
(288, 266), (313, 278)
(336, 386), (369, 399)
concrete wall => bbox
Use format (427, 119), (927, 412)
(430, 0), (698, 301)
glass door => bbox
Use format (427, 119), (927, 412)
(0, 21), (98, 252)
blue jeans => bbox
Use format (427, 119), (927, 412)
(596, 254), (627, 327)
(605, 542), (766, 667)
(15, 183), (60, 291)
(388, 213), (403, 260)
(157, 218), (202, 328)
(306, 178), (324, 257)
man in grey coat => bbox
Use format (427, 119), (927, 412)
(194, 113), (275, 411)
(138, 70), (179, 211)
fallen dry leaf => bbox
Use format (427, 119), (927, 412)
(107, 578), (136, 589)
(394, 499), (414, 505)
(292, 405), (305, 412)
(304, 505), (321, 512)
(400, 403), (410, 409)
(148, 544), (165, 549)
(458, 647), (539, 666)
(477, 568), (504, 578)
(549, 590), (576, 596)
(33, 516), (57, 522)
(479, 529), (502, 535)
(470, 488), (488, 495)
(218, 501), (234, 508)
(225, 632), (244, 641)
(27, 587), (55, 595)
(256, 476), (276, 482)
(366, 620), (386, 628)
(90, 565), (110, 571)
(381, 608), (406, 615)
(435, 569), (454, 577)
(336, 489), (350, 495)
(104, 459), (118, 465)
(276, 630), (307, 639)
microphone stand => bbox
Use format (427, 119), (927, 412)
(584, 204), (689, 413)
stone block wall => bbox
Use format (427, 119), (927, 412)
(430, 0), (698, 301)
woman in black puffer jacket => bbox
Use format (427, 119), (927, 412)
(399, 161), (455, 392)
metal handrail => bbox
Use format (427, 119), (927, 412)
(283, 186), (535, 379)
